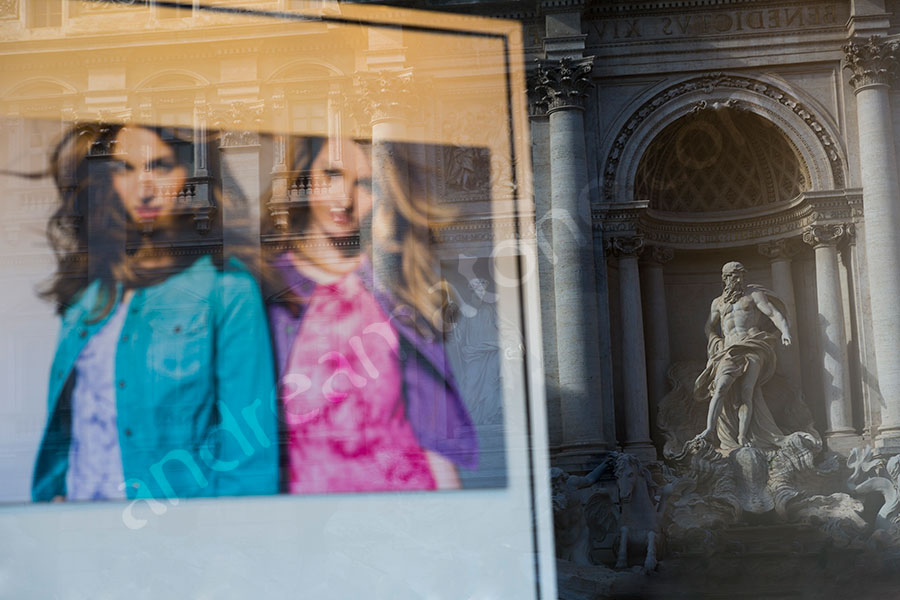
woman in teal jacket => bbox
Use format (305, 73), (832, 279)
(31, 123), (278, 501)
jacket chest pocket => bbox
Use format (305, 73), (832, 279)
(145, 309), (211, 380)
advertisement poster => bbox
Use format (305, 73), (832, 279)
(0, 2), (554, 598)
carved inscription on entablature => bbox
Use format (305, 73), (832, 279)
(586, 4), (845, 44)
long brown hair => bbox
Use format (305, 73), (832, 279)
(262, 136), (457, 335)
(34, 122), (258, 318)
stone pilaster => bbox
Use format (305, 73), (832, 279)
(758, 239), (802, 383)
(267, 90), (290, 232)
(212, 101), (263, 249)
(640, 245), (673, 452)
(803, 224), (856, 446)
(534, 57), (608, 466)
(192, 98), (209, 178)
(189, 99), (212, 234)
(843, 36), (900, 451)
(609, 236), (655, 461)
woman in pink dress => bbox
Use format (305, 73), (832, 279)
(265, 137), (478, 494)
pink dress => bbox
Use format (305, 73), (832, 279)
(280, 269), (437, 493)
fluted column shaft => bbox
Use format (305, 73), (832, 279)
(611, 238), (655, 460)
(536, 58), (607, 460)
(844, 37), (900, 446)
(804, 225), (854, 438)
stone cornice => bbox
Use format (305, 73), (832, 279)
(540, 0), (584, 12)
(593, 190), (862, 249)
(843, 36), (900, 91)
(533, 57), (594, 113)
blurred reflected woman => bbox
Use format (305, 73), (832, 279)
(30, 123), (278, 502)
(265, 137), (478, 493)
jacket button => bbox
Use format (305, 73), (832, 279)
(78, 329), (87, 338)
(118, 380), (126, 389)
(174, 325), (182, 333)
(124, 428), (133, 437)
(121, 334), (129, 342)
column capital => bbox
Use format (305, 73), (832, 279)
(839, 222), (858, 246)
(843, 36), (900, 91)
(60, 106), (79, 123)
(802, 224), (849, 249)
(137, 99), (153, 122)
(606, 235), (644, 258)
(353, 69), (414, 125)
(641, 245), (673, 266)
(270, 91), (286, 113)
(526, 77), (549, 118)
(533, 56), (594, 114)
(193, 98), (210, 119)
(210, 101), (264, 148)
(758, 238), (801, 261)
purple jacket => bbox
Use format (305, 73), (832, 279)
(267, 253), (478, 470)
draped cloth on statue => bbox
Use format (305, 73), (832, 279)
(693, 286), (787, 453)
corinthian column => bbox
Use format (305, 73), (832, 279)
(803, 224), (855, 444)
(843, 37), (900, 450)
(534, 57), (608, 464)
(610, 237), (655, 460)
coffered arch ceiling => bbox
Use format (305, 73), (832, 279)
(634, 108), (809, 212)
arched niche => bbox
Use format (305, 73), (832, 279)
(602, 73), (847, 205)
(635, 107), (809, 213)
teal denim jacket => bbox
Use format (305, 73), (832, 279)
(32, 255), (279, 501)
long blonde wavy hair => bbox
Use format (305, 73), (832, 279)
(263, 136), (458, 335)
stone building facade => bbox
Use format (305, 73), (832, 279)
(515, 0), (900, 470)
